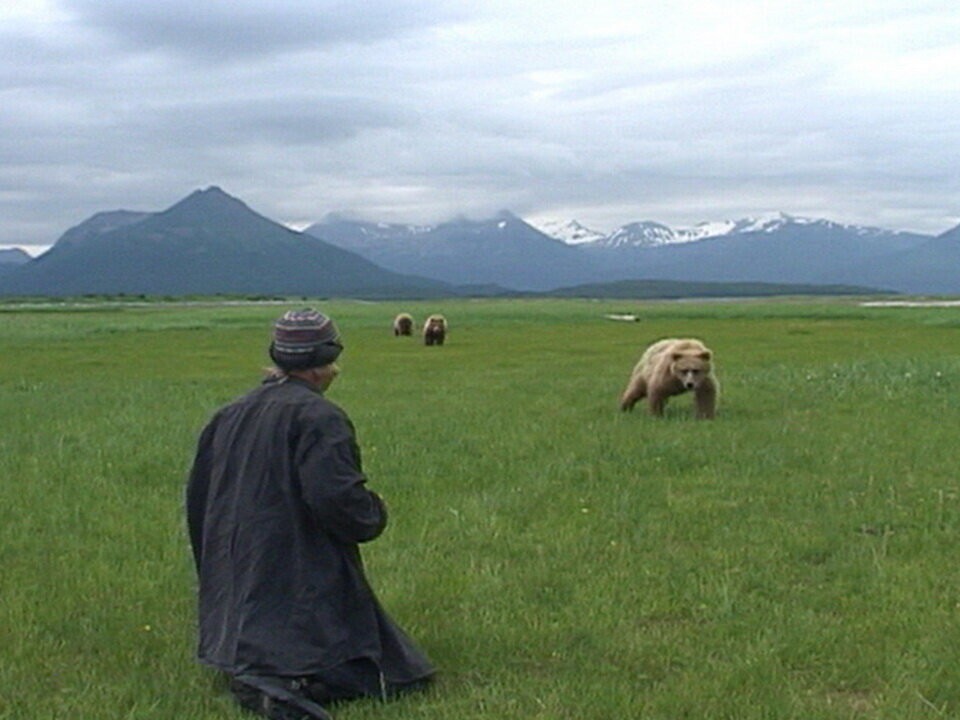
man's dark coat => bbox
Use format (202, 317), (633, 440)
(186, 376), (433, 689)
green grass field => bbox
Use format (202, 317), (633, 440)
(2, 297), (959, 719)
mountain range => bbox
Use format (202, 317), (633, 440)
(1, 186), (957, 297)
(305, 211), (955, 293)
(0, 188), (453, 298)
(302, 211), (609, 292)
(569, 215), (936, 291)
(537, 213), (927, 251)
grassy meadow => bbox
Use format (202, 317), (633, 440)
(1, 297), (959, 719)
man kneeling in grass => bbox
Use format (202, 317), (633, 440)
(186, 309), (434, 719)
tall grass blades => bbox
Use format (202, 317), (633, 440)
(1, 298), (958, 719)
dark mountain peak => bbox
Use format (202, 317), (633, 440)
(0, 187), (451, 297)
(0, 247), (31, 265)
(160, 185), (256, 217)
(186, 185), (232, 202)
(124, 186), (299, 253)
(52, 209), (153, 250)
(87, 209), (151, 225)
(494, 211), (547, 236)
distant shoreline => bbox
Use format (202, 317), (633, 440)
(861, 300), (960, 307)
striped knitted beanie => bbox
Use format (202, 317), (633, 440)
(269, 308), (342, 370)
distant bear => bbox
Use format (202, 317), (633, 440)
(423, 314), (447, 346)
(619, 338), (718, 419)
(393, 313), (415, 336)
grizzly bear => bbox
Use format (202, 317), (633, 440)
(619, 338), (718, 419)
(393, 313), (415, 336)
(423, 314), (447, 346)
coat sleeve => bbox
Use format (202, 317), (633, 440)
(185, 418), (218, 573)
(295, 411), (387, 544)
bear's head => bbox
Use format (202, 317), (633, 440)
(670, 350), (711, 390)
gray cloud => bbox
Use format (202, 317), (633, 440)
(62, 0), (467, 59)
(2, 0), (959, 249)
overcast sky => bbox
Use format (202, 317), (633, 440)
(3, 0), (959, 250)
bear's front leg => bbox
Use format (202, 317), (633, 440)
(694, 383), (716, 419)
(647, 392), (667, 417)
(619, 376), (647, 411)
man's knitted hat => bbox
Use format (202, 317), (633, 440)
(269, 308), (343, 370)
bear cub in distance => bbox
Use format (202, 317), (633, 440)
(619, 338), (718, 419)
(393, 313), (415, 336)
(423, 314), (448, 346)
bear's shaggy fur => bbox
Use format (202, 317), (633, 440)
(423, 314), (448, 346)
(619, 338), (718, 419)
(393, 313), (415, 336)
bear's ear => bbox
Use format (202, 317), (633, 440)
(699, 351), (711, 361)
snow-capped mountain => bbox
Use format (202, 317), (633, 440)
(532, 214), (803, 248)
(537, 212), (925, 249)
(683, 212), (908, 240)
(529, 219), (606, 245)
(604, 221), (677, 248)
(686, 212), (798, 239)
